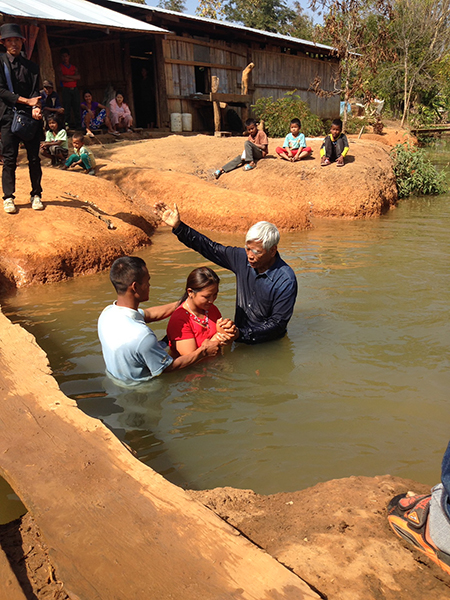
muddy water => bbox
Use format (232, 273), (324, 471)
(2, 155), (450, 522)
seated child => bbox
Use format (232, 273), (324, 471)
(40, 116), (69, 166)
(276, 118), (312, 162)
(167, 266), (238, 357)
(320, 118), (349, 167)
(64, 132), (96, 175)
(214, 118), (268, 179)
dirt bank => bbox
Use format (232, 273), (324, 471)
(0, 132), (397, 291)
(2, 474), (447, 600)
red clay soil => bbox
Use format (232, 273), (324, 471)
(0, 130), (398, 292)
(1, 475), (448, 600)
(191, 476), (450, 600)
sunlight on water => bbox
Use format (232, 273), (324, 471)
(2, 148), (450, 520)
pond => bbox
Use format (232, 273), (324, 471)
(1, 145), (449, 523)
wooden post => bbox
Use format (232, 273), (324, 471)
(153, 36), (170, 129)
(211, 75), (221, 134)
(241, 62), (254, 124)
(36, 25), (55, 85)
(122, 39), (136, 123)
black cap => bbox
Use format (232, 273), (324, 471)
(0, 23), (26, 41)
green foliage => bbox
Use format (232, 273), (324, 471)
(223, 0), (295, 32)
(158, 0), (185, 11)
(252, 91), (325, 138)
(343, 115), (369, 134)
(390, 143), (447, 198)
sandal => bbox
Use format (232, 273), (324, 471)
(244, 163), (255, 171)
(214, 169), (222, 180)
(321, 158), (331, 166)
(387, 493), (450, 575)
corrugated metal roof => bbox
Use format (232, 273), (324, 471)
(104, 0), (334, 53)
(0, 0), (168, 33)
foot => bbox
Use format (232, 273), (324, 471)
(87, 169), (96, 176)
(3, 197), (16, 214)
(387, 493), (450, 575)
(321, 158), (331, 166)
(31, 196), (44, 211)
(214, 169), (222, 180)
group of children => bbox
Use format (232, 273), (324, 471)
(40, 117), (96, 176)
(214, 117), (349, 178)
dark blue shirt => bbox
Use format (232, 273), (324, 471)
(173, 223), (298, 344)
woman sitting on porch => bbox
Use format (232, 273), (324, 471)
(109, 92), (133, 132)
(81, 90), (117, 137)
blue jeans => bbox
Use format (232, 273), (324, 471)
(441, 441), (450, 518)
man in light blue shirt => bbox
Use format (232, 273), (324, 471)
(98, 256), (220, 385)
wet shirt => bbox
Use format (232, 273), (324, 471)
(172, 223), (298, 344)
(98, 303), (172, 385)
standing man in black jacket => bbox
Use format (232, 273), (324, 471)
(154, 202), (298, 344)
(0, 23), (43, 214)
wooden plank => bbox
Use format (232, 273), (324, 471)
(165, 58), (242, 71)
(0, 312), (319, 600)
(165, 35), (248, 58)
(0, 546), (27, 600)
(211, 75), (221, 132)
(210, 93), (252, 103)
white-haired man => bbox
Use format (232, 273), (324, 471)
(154, 202), (298, 345)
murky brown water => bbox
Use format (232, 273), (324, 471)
(1, 146), (450, 523)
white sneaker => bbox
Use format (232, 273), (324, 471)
(31, 196), (44, 211)
(3, 197), (16, 213)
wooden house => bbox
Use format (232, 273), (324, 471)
(0, 0), (340, 132)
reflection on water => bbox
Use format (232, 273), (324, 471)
(2, 169), (450, 519)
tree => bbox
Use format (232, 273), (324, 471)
(389, 0), (450, 127)
(127, 0), (146, 3)
(196, 0), (226, 19)
(309, 0), (392, 129)
(223, 0), (296, 33)
(158, 0), (186, 11)
(282, 1), (316, 38)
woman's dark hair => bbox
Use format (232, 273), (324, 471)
(110, 256), (147, 294)
(181, 267), (220, 302)
(115, 91), (125, 98)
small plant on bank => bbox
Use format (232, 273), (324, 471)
(252, 91), (325, 138)
(390, 143), (447, 198)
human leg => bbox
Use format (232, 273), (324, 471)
(24, 130), (43, 200)
(70, 88), (81, 129)
(1, 116), (20, 200)
(65, 153), (80, 168)
(221, 154), (244, 173)
(276, 146), (290, 160)
(243, 140), (263, 164)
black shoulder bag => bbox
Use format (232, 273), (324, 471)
(3, 60), (40, 141)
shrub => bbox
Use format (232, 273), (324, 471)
(252, 91), (325, 138)
(390, 143), (447, 198)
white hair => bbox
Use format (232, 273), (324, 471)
(245, 221), (280, 250)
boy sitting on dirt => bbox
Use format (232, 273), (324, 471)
(320, 118), (349, 167)
(63, 132), (96, 176)
(40, 116), (69, 167)
(275, 118), (312, 162)
(214, 118), (268, 179)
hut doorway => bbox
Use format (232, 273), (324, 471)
(130, 42), (157, 129)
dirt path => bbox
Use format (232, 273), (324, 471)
(0, 132), (397, 292)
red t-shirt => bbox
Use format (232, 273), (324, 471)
(167, 304), (222, 352)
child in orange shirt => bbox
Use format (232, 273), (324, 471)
(214, 118), (268, 178)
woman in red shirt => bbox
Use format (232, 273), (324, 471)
(167, 267), (238, 357)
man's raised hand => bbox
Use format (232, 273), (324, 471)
(154, 202), (181, 229)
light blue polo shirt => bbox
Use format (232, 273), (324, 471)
(98, 303), (173, 386)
